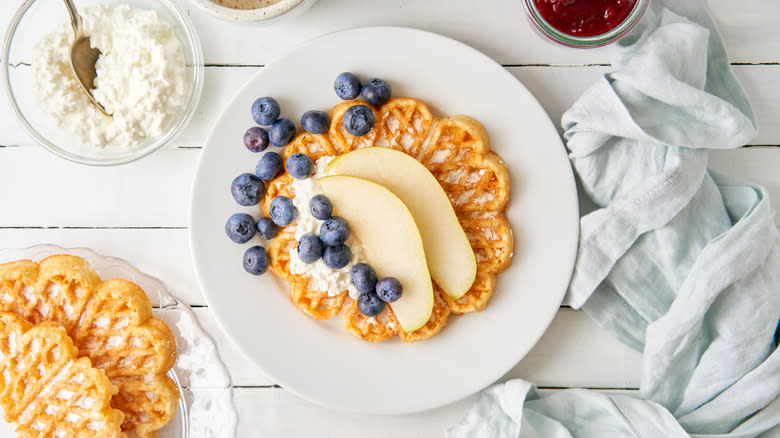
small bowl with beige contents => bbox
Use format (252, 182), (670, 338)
(191, 0), (319, 23)
(2, 0), (204, 165)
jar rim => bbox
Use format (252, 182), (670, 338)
(523, 0), (651, 48)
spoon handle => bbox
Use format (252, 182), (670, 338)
(63, 0), (83, 37)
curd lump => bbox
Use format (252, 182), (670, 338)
(32, 5), (186, 147)
(288, 157), (366, 298)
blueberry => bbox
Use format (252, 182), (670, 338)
(243, 246), (270, 275)
(255, 152), (283, 181)
(225, 213), (256, 244)
(357, 292), (385, 317)
(301, 110), (330, 134)
(297, 233), (324, 263)
(320, 216), (350, 246)
(350, 263), (377, 295)
(269, 118), (296, 146)
(243, 126), (269, 153)
(334, 72), (362, 100)
(309, 194), (332, 220)
(269, 196), (297, 226)
(343, 105), (374, 137)
(376, 277), (403, 303)
(361, 78), (391, 106)
(251, 97), (281, 126)
(323, 244), (351, 269)
(285, 153), (314, 179)
(230, 173), (264, 206)
(256, 217), (279, 240)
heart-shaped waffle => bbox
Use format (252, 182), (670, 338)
(0, 311), (125, 438)
(0, 255), (178, 437)
(264, 97), (513, 342)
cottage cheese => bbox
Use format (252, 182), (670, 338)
(32, 5), (186, 147)
(288, 157), (366, 298)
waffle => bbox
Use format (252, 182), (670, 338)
(264, 97), (513, 342)
(0, 255), (178, 437)
(0, 311), (126, 438)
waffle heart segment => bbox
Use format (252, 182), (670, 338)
(71, 279), (176, 378)
(419, 115), (510, 214)
(283, 132), (339, 161)
(328, 101), (379, 153)
(262, 173), (295, 218)
(109, 376), (179, 438)
(0, 255), (178, 437)
(0, 257), (101, 333)
(373, 97), (434, 157)
(341, 298), (399, 343)
(263, 97), (513, 342)
(397, 286), (451, 343)
(0, 311), (126, 438)
(268, 232), (348, 320)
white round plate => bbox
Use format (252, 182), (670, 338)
(190, 27), (578, 415)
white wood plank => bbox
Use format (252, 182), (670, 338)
(510, 65), (780, 147)
(198, 308), (641, 389)
(187, 65), (779, 147)
(147, 0), (780, 66)
(506, 308), (641, 388)
(176, 64), (780, 148)
(232, 387), (638, 437)
(0, 228), (643, 388)
(707, 0), (780, 64)
(175, 67), (258, 147)
(0, 228), (204, 304)
(709, 147), (780, 204)
(1, 146), (778, 229)
(1, 1), (778, 67)
(0, 66), (259, 147)
(732, 66), (780, 146)
(4, 65), (780, 147)
(0, 146), (196, 227)
(190, 307), (274, 385)
(234, 387), (476, 438)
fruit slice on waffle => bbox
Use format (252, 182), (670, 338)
(319, 174), (434, 332)
(0, 255), (178, 438)
(263, 96), (513, 342)
(329, 147), (477, 299)
(0, 311), (125, 438)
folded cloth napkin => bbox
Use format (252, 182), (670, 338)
(448, 1), (780, 437)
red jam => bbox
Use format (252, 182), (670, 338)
(534, 0), (637, 37)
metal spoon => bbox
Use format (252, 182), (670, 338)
(63, 0), (110, 116)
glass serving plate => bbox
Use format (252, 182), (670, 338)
(0, 245), (237, 438)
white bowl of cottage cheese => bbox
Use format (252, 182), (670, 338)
(2, 0), (204, 165)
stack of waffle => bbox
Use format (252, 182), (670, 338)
(0, 255), (179, 437)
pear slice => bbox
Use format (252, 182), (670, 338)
(319, 175), (433, 332)
(329, 147), (476, 298)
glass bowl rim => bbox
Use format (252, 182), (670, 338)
(523, 0), (651, 48)
(1, 0), (205, 166)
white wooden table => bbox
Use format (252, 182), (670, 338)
(1, 1), (778, 436)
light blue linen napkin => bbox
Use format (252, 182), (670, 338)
(448, 1), (780, 437)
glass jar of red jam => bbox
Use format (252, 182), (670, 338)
(523, 0), (650, 48)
